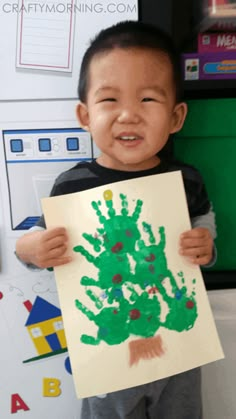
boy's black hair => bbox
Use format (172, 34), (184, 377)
(78, 20), (183, 104)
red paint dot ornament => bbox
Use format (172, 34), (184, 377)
(148, 286), (159, 294)
(0, 292), (3, 300)
(111, 242), (123, 253)
(112, 274), (122, 284)
(129, 309), (141, 320)
(145, 253), (156, 262)
(186, 300), (195, 309)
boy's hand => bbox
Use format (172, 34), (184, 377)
(16, 227), (72, 269)
(179, 227), (213, 266)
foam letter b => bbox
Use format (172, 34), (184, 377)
(43, 378), (62, 397)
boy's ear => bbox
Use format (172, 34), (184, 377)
(76, 102), (90, 131)
(170, 102), (188, 134)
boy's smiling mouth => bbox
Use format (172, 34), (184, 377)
(119, 136), (138, 141)
(116, 133), (143, 142)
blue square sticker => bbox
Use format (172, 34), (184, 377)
(10, 139), (23, 153)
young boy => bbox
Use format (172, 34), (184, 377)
(16, 21), (216, 419)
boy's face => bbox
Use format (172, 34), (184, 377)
(77, 47), (187, 171)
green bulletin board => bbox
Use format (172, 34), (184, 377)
(174, 98), (236, 270)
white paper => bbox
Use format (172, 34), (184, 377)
(42, 172), (224, 398)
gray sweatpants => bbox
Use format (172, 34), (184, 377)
(81, 368), (202, 419)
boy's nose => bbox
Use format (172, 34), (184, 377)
(117, 105), (140, 124)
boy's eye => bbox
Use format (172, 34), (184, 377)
(101, 98), (116, 102)
(142, 97), (155, 102)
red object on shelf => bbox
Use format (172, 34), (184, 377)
(196, 0), (236, 32)
(208, 0), (235, 6)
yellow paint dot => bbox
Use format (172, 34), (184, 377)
(103, 189), (113, 201)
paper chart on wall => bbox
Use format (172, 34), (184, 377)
(16, 0), (75, 72)
(42, 171), (224, 398)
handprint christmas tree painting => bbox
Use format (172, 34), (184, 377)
(73, 189), (198, 366)
(42, 172), (224, 398)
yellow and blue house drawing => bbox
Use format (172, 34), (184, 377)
(23, 297), (68, 363)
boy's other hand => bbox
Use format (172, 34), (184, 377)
(16, 227), (72, 269)
(179, 227), (213, 266)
